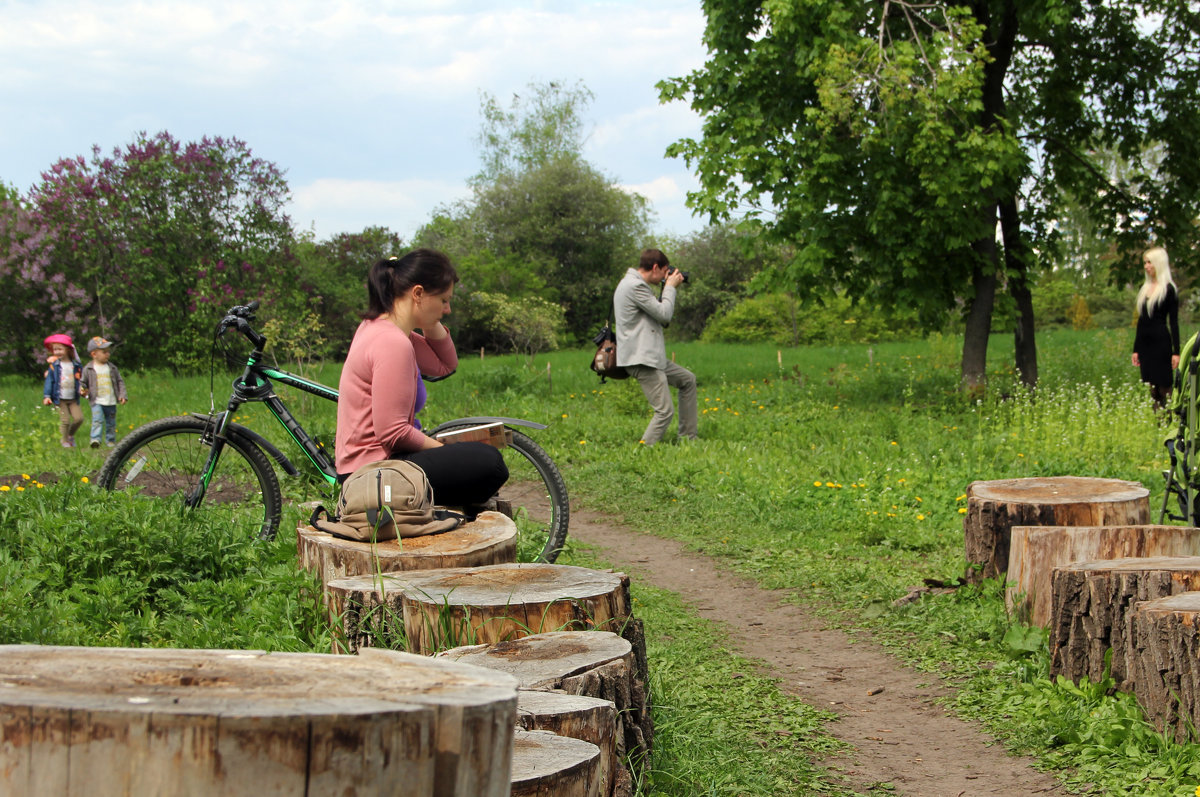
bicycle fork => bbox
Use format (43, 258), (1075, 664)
(186, 403), (245, 507)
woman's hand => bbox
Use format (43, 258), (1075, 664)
(1173, 354), (1181, 370)
(422, 321), (449, 341)
(1132, 353), (1140, 367)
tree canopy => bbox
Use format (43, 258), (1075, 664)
(418, 81), (650, 348)
(5, 131), (297, 371)
(661, 0), (1200, 387)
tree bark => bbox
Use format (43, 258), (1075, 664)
(1049, 557), (1200, 690)
(1007, 524), (1200, 626)
(963, 476), (1149, 584)
(517, 691), (617, 797)
(1001, 196), (1038, 387)
(0, 644), (518, 797)
(511, 728), (602, 797)
(1129, 591), (1200, 742)
(441, 630), (651, 797)
(961, 244), (998, 390)
(326, 563), (633, 655)
(296, 511), (517, 610)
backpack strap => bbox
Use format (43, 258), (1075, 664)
(309, 504), (363, 542)
(365, 467), (395, 530)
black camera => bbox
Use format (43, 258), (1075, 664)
(666, 267), (689, 284)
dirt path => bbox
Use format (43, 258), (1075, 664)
(569, 506), (1067, 797)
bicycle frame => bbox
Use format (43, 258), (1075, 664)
(195, 345), (550, 505)
(192, 347), (341, 505)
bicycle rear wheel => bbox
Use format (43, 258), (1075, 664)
(438, 425), (569, 562)
(96, 416), (283, 540)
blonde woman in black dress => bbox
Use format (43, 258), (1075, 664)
(1132, 246), (1180, 408)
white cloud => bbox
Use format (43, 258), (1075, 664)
(1, 0), (711, 238)
(290, 177), (471, 240)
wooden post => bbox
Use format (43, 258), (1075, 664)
(1007, 525), (1200, 626)
(962, 476), (1149, 584)
(0, 645), (517, 797)
(1049, 556), (1200, 690)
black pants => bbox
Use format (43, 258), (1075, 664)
(338, 442), (508, 506)
(397, 442), (508, 507)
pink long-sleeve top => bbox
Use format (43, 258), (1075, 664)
(335, 317), (458, 475)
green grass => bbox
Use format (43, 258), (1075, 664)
(3, 327), (1200, 794)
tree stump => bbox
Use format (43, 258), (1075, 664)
(325, 563), (633, 655)
(297, 510), (517, 590)
(1007, 525), (1200, 626)
(962, 476), (1148, 584)
(440, 630), (650, 797)
(1129, 591), (1200, 742)
(0, 644), (517, 797)
(1049, 556), (1200, 690)
(511, 728), (602, 797)
(518, 691), (617, 797)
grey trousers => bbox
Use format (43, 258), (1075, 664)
(627, 361), (698, 445)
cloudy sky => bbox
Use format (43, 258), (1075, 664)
(0, 0), (711, 241)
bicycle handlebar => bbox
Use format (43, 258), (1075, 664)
(217, 301), (266, 348)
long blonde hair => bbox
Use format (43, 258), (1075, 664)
(1137, 246), (1175, 314)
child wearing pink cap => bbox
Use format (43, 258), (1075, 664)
(41, 333), (84, 448)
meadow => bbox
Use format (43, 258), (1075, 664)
(2, 326), (1199, 795)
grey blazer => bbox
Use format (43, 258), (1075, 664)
(613, 268), (676, 370)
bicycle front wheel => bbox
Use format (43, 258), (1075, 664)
(438, 425), (569, 562)
(96, 416), (283, 540)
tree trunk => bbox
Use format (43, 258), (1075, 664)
(961, 248), (998, 390)
(326, 563), (634, 655)
(517, 691), (617, 797)
(1001, 196), (1038, 387)
(1007, 524), (1200, 626)
(960, 0), (1019, 391)
(441, 630), (651, 797)
(1049, 557), (1200, 690)
(963, 476), (1150, 584)
(1129, 591), (1200, 742)
(0, 644), (517, 797)
(296, 511), (517, 612)
(511, 729), (602, 797)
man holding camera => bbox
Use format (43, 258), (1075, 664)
(613, 248), (698, 445)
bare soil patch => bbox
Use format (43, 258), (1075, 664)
(569, 505), (1067, 797)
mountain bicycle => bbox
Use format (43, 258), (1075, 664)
(96, 301), (570, 562)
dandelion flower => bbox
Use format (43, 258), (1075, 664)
(579, 440), (587, 445)
(958, 508), (967, 514)
(917, 514), (925, 520)
(0, 485), (8, 492)
(80, 476), (89, 484)
(814, 481), (822, 487)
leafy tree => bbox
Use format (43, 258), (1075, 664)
(18, 131), (296, 371)
(0, 186), (73, 373)
(418, 81), (650, 348)
(469, 292), (566, 358)
(474, 80), (595, 185)
(661, 1), (1200, 388)
(293, 226), (407, 360)
(664, 222), (777, 340)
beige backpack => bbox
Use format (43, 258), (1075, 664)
(310, 460), (462, 541)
